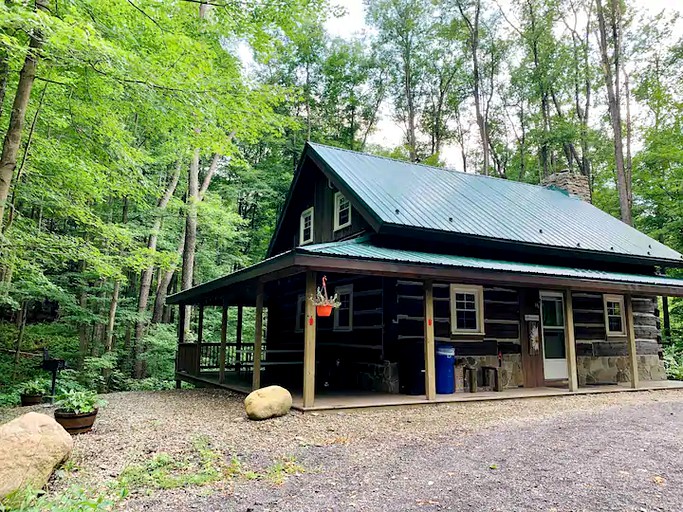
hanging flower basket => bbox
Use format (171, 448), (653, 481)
(310, 276), (341, 317)
(316, 305), (333, 317)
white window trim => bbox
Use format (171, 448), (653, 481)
(295, 294), (305, 333)
(450, 284), (485, 335)
(603, 294), (626, 337)
(333, 284), (353, 331)
(299, 207), (314, 245)
(333, 191), (352, 231)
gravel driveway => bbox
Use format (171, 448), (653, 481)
(3, 388), (682, 511)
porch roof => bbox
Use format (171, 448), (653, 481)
(167, 238), (683, 305)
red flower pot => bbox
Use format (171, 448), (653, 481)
(316, 305), (333, 317)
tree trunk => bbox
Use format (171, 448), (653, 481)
(457, 0), (488, 175)
(151, 154), (219, 325)
(180, 148), (200, 337)
(595, 0), (631, 225)
(132, 161), (182, 377)
(105, 281), (120, 354)
(0, 0), (49, 228)
(78, 288), (88, 370)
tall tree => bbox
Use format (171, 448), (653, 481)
(595, 0), (631, 224)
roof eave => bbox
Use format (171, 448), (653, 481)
(377, 222), (683, 269)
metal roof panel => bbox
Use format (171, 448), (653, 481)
(299, 237), (683, 289)
(308, 143), (682, 265)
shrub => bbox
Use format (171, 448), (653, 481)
(55, 390), (107, 414)
(19, 379), (50, 396)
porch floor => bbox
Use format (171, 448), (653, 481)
(177, 371), (683, 412)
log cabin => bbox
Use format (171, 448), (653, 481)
(168, 142), (683, 409)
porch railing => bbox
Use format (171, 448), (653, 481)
(177, 342), (265, 376)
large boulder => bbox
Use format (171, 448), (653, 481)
(244, 386), (292, 420)
(0, 412), (73, 500)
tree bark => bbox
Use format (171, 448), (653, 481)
(0, 0), (49, 228)
(457, 0), (489, 175)
(180, 148), (200, 336)
(595, 0), (631, 225)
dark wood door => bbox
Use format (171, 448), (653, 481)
(519, 289), (545, 387)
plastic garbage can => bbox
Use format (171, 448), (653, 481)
(435, 344), (456, 394)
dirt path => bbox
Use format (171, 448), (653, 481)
(3, 388), (683, 511)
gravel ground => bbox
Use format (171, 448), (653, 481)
(3, 388), (683, 511)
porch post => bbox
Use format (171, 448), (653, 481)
(563, 290), (578, 392)
(197, 303), (204, 344)
(625, 295), (639, 389)
(252, 282), (264, 390)
(178, 304), (186, 344)
(235, 305), (243, 373)
(423, 280), (436, 400)
(303, 271), (317, 407)
(176, 303), (186, 385)
(218, 299), (228, 384)
(197, 303), (204, 375)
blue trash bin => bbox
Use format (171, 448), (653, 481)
(435, 344), (455, 394)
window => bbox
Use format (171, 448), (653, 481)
(333, 191), (352, 231)
(333, 284), (353, 331)
(295, 295), (305, 332)
(299, 207), (314, 245)
(604, 294), (626, 336)
(450, 284), (484, 335)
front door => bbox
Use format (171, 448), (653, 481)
(540, 292), (568, 380)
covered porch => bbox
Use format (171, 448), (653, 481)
(167, 241), (683, 411)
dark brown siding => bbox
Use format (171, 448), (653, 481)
(392, 279), (521, 358)
(269, 157), (371, 256)
(572, 293), (661, 357)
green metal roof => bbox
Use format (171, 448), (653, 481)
(299, 237), (683, 290)
(307, 143), (683, 266)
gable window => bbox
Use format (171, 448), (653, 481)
(604, 294), (626, 336)
(295, 294), (305, 332)
(333, 192), (352, 231)
(333, 284), (353, 331)
(450, 284), (484, 335)
(299, 207), (314, 245)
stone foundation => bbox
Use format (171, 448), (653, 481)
(577, 355), (666, 385)
(454, 355), (524, 390)
(355, 361), (400, 393)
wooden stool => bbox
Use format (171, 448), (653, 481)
(481, 366), (503, 392)
(463, 366), (477, 393)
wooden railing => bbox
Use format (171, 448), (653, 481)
(177, 342), (265, 376)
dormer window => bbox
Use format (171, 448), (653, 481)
(334, 191), (351, 231)
(300, 207), (313, 245)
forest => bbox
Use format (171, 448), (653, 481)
(0, 0), (682, 403)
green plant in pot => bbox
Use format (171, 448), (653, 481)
(19, 379), (49, 406)
(54, 390), (107, 435)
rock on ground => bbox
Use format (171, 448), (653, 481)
(0, 412), (73, 500)
(244, 385), (292, 420)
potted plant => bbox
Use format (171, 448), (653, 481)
(19, 379), (49, 406)
(309, 275), (341, 317)
(54, 390), (107, 435)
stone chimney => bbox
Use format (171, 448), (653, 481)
(542, 171), (591, 203)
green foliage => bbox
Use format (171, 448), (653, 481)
(18, 378), (49, 396)
(117, 435), (241, 491)
(0, 485), (125, 512)
(55, 390), (106, 414)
